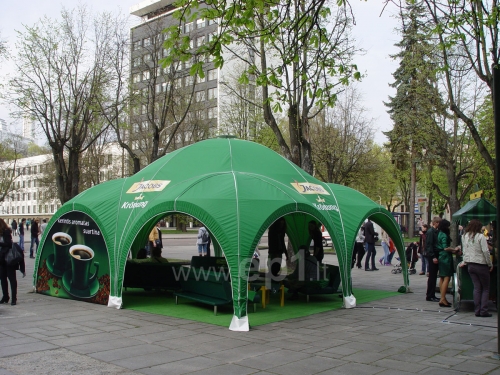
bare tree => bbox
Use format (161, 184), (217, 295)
(7, 6), (122, 203)
(310, 86), (375, 184)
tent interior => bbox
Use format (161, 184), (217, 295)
(34, 137), (409, 331)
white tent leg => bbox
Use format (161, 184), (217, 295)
(343, 294), (356, 308)
(107, 296), (122, 309)
(229, 315), (249, 331)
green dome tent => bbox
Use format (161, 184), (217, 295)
(34, 137), (409, 331)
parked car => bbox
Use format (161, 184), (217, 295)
(321, 225), (332, 247)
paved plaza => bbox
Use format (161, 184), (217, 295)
(1, 234), (499, 375)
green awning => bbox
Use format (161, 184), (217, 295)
(452, 198), (496, 226)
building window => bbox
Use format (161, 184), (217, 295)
(195, 90), (206, 102)
(28, 193), (31, 201)
(208, 69), (217, 81)
(33, 205), (36, 213)
(143, 37), (151, 47)
(34, 180), (37, 187)
(44, 205), (48, 213)
(196, 18), (205, 28)
(144, 54), (152, 63)
(39, 191), (42, 200)
(184, 22), (194, 33)
(208, 18), (217, 25)
(133, 40), (141, 50)
(208, 107), (217, 119)
(142, 71), (150, 81)
(22, 181), (25, 188)
(133, 74), (141, 83)
(208, 32), (216, 42)
(22, 193), (26, 201)
(184, 75), (194, 87)
(39, 205), (42, 213)
(197, 36), (205, 48)
(133, 57), (141, 67)
(208, 87), (218, 100)
(196, 109), (206, 119)
(22, 206), (25, 214)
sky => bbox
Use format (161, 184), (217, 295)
(0, 0), (400, 145)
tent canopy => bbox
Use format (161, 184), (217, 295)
(35, 137), (408, 331)
(452, 198), (497, 226)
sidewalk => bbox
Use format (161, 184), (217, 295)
(1, 249), (499, 374)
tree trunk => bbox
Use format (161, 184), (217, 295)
(409, 161), (416, 238)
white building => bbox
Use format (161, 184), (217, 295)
(0, 143), (126, 223)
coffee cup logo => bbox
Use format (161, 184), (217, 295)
(52, 232), (72, 272)
(69, 245), (99, 290)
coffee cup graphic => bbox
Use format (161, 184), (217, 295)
(52, 232), (72, 273)
(69, 245), (99, 290)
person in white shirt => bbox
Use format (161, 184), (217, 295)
(460, 219), (493, 317)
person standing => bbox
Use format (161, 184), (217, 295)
(29, 219), (40, 259)
(424, 216), (441, 302)
(308, 220), (324, 264)
(352, 227), (365, 269)
(379, 230), (390, 266)
(364, 218), (379, 271)
(437, 219), (458, 307)
(418, 224), (429, 275)
(197, 226), (209, 256)
(40, 219), (48, 236)
(18, 218), (25, 251)
(0, 218), (26, 305)
(268, 218), (287, 277)
(461, 219), (494, 317)
(11, 220), (18, 236)
(148, 223), (161, 256)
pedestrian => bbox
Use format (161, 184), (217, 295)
(29, 218), (40, 258)
(460, 219), (493, 317)
(147, 222), (162, 256)
(18, 218), (26, 251)
(437, 219), (458, 307)
(308, 220), (324, 264)
(268, 218), (287, 277)
(424, 216), (442, 302)
(40, 219), (48, 236)
(364, 218), (379, 271)
(418, 224), (429, 275)
(352, 227), (365, 269)
(379, 229), (391, 266)
(0, 218), (26, 305)
(197, 226), (209, 256)
(11, 220), (18, 236)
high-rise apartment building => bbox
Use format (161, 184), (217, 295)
(129, 0), (219, 159)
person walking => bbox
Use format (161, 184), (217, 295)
(18, 218), (26, 251)
(29, 219), (40, 258)
(364, 218), (379, 271)
(424, 216), (441, 302)
(0, 218), (26, 305)
(461, 219), (494, 317)
(197, 226), (209, 256)
(147, 222), (162, 257)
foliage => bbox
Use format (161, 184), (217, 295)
(163, 0), (360, 173)
(7, 6), (123, 203)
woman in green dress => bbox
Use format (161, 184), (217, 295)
(437, 219), (459, 307)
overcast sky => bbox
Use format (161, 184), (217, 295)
(0, 0), (400, 145)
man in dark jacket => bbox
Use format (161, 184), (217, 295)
(364, 218), (379, 271)
(30, 219), (40, 259)
(18, 218), (25, 251)
(424, 217), (441, 302)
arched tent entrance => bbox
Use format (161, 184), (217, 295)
(33, 137), (408, 331)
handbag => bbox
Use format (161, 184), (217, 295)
(6, 244), (23, 267)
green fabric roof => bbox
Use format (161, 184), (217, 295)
(452, 198), (496, 226)
(35, 137), (408, 330)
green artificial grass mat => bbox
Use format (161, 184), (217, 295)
(122, 288), (399, 327)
